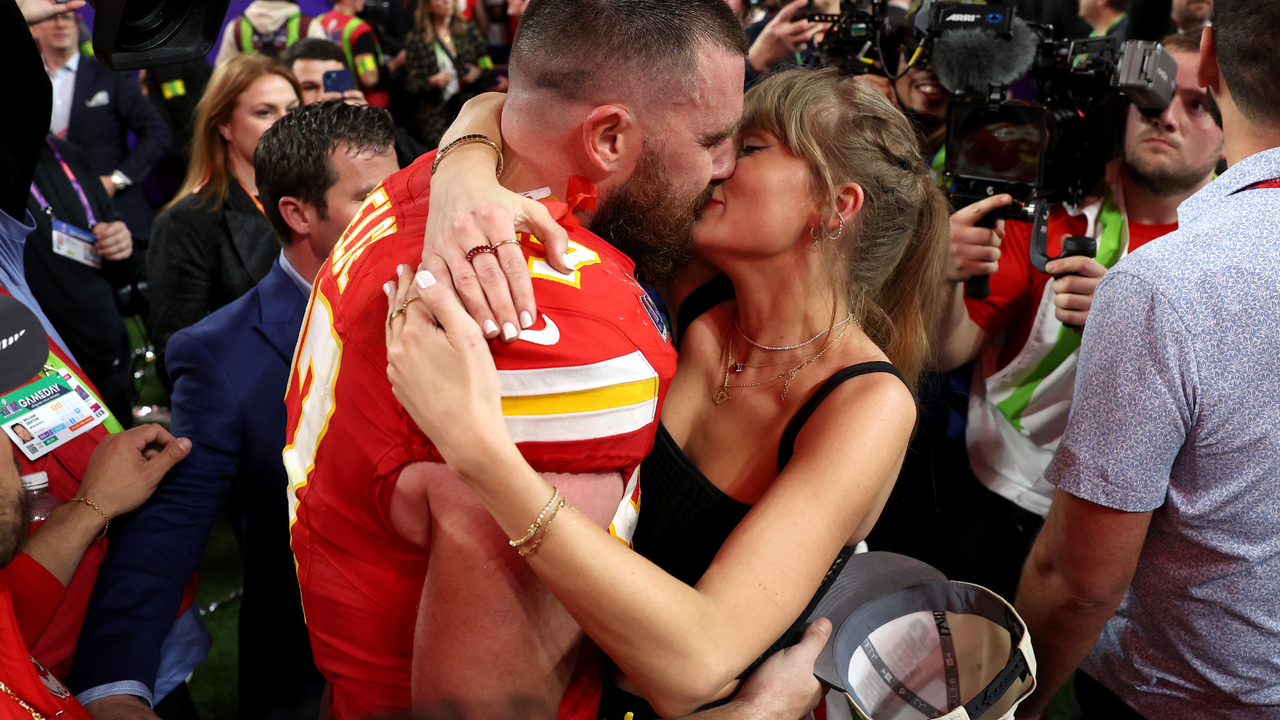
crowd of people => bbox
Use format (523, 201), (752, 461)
(0, 0), (1276, 720)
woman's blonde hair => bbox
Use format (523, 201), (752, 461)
(167, 54), (301, 212)
(415, 0), (469, 43)
(742, 69), (950, 391)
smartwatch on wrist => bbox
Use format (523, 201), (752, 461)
(109, 170), (129, 193)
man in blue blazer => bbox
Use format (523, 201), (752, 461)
(69, 102), (399, 720)
(31, 13), (171, 241)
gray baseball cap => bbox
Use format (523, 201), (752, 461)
(808, 552), (1037, 720)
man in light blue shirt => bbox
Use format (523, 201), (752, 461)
(1014, 1), (1280, 718)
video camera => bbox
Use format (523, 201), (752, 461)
(807, 0), (1176, 296)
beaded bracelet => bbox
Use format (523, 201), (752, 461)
(510, 487), (561, 548)
(70, 497), (110, 540)
(432, 134), (503, 179)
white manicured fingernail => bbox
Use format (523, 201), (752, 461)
(415, 270), (436, 289)
(561, 253), (573, 269)
(383, 281), (393, 296)
(397, 264), (407, 277)
(502, 322), (519, 341)
(483, 319), (498, 336)
(520, 311), (533, 329)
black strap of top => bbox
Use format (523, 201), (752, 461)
(675, 274), (734, 350)
(777, 361), (905, 473)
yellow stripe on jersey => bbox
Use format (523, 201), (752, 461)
(501, 377), (657, 416)
(497, 351), (659, 444)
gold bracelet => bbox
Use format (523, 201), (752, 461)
(432, 134), (503, 179)
(510, 487), (560, 548)
(517, 497), (568, 558)
(70, 497), (109, 540)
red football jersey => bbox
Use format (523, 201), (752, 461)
(283, 154), (676, 719)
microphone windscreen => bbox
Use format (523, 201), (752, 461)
(933, 16), (1038, 95)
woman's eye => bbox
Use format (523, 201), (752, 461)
(737, 145), (766, 157)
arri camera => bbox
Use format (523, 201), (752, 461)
(807, 0), (1177, 294)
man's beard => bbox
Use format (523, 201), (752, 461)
(0, 476), (29, 569)
(1125, 131), (1220, 197)
(588, 145), (712, 286)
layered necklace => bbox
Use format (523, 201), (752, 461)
(713, 314), (858, 405)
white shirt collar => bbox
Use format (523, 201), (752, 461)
(278, 250), (313, 295)
(45, 51), (80, 76)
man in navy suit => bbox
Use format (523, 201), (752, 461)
(30, 13), (170, 241)
(69, 102), (399, 720)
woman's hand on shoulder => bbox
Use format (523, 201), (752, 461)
(385, 263), (511, 476)
(422, 92), (573, 342)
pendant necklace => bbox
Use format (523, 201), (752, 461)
(714, 320), (853, 406)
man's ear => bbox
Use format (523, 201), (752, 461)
(1198, 26), (1221, 93)
(581, 104), (637, 174)
(277, 196), (313, 240)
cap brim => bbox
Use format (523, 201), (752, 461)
(806, 552), (947, 691)
(0, 296), (49, 395)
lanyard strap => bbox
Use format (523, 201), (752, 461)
(32, 137), (98, 226)
(235, 176), (267, 216)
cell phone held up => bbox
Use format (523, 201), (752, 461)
(322, 69), (355, 94)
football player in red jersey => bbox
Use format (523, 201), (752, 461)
(282, 2), (747, 718)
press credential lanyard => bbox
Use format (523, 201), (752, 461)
(29, 137), (98, 227)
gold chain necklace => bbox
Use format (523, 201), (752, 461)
(714, 323), (851, 406)
(0, 681), (50, 720)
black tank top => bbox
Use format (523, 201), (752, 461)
(600, 281), (907, 719)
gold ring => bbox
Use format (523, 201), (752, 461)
(493, 239), (522, 250)
(401, 296), (420, 309)
(387, 308), (407, 325)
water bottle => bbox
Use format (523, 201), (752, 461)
(21, 472), (62, 523)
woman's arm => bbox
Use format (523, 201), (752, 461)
(402, 32), (442, 96)
(145, 212), (216, 354)
(421, 93), (572, 340)
(387, 272), (915, 716)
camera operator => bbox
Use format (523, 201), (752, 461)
(933, 32), (1223, 596)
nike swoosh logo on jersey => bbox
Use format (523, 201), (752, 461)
(517, 315), (560, 346)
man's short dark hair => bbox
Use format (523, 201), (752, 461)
(1212, 0), (1280, 126)
(510, 0), (748, 101)
(254, 101), (395, 247)
(281, 38), (349, 71)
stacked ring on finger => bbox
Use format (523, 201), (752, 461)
(387, 296), (420, 325)
(466, 244), (498, 262)
(493, 239), (522, 250)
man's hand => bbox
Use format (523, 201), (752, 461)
(388, 49), (408, 74)
(726, 618), (831, 720)
(78, 424), (191, 519)
(747, 0), (822, 76)
(84, 694), (161, 720)
(429, 71), (456, 89)
(92, 221), (133, 261)
(316, 89), (367, 105)
(99, 176), (117, 198)
(1046, 254), (1107, 329)
(19, 0), (85, 24)
(948, 195), (1009, 283)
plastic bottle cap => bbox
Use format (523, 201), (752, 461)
(20, 472), (49, 492)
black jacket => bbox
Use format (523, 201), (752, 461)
(146, 179), (278, 367)
(24, 137), (140, 399)
(65, 54), (171, 239)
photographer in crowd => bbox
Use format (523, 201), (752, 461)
(1013, 0), (1280, 715)
(933, 31), (1223, 599)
